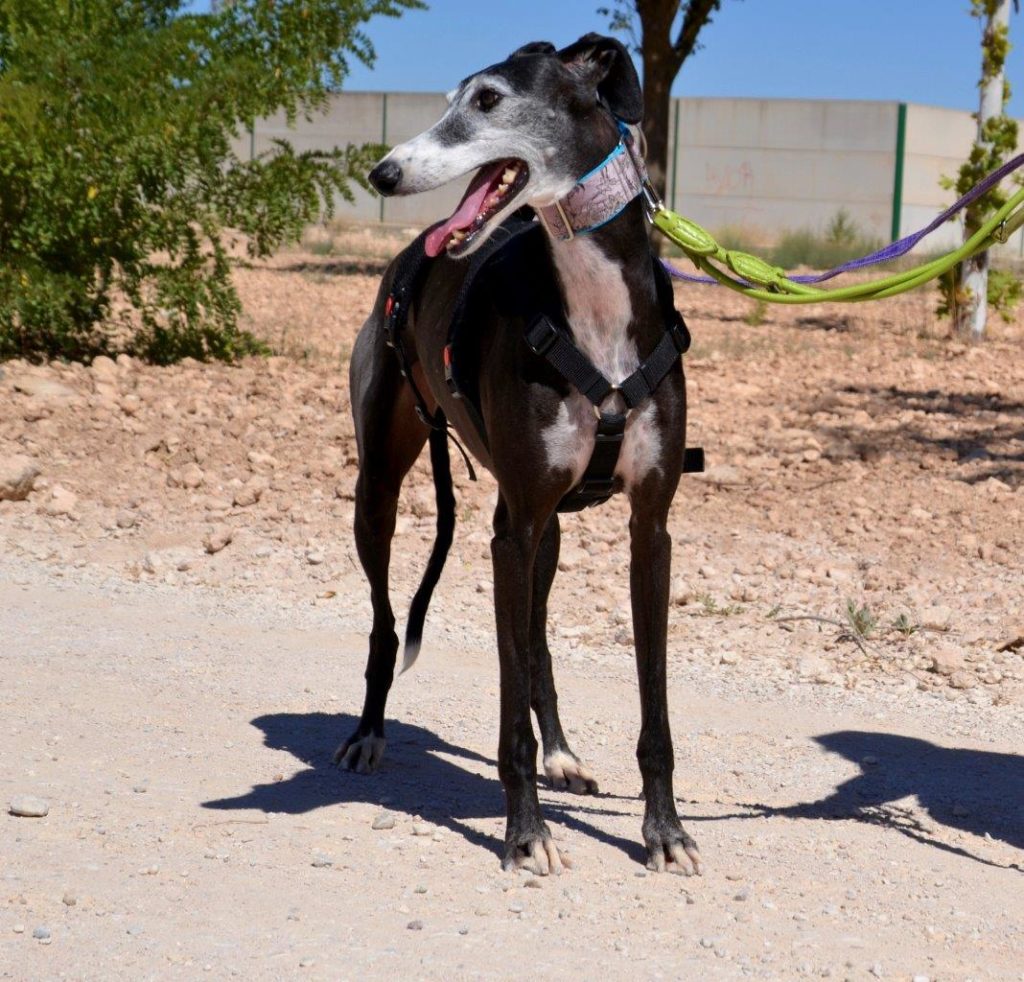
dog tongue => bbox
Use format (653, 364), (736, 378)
(424, 161), (507, 257)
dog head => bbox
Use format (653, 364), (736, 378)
(368, 34), (642, 258)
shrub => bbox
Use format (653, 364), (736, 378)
(0, 0), (421, 363)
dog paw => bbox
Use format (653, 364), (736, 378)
(333, 734), (386, 774)
(543, 750), (598, 794)
(644, 825), (702, 876)
(502, 832), (571, 876)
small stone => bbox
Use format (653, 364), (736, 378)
(311, 853), (333, 868)
(0, 455), (41, 501)
(930, 645), (964, 676)
(32, 926), (51, 941)
(115, 509), (137, 530)
(406, 919), (423, 931)
(508, 902), (524, 914)
(90, 355), (118, 379)
(41, 485), (77, 517)
(700, 937), (715, 949)
(719, 651), (739, 665)
(371, 812), (395, 830)
(734, 887), (750, 901)
(132, 782), (148, 794)
(13, 924), (25, 934)
(305, 550), (325, 566)
(62, 891), (77, 906)
(948, 670), (976, 690)
(920, 606), (952, 631)
(798, 656), (829, 678)
(299, 958), (315, 968)
(698, 464), (743, 486)
(181, 462), (205, 489)
(524, 878), (543, 889)
(126, 924), (144, 936)
(204, 526), (233, 555)
(233, 481), (266, 508)
(411, 822), (432, 836)
(9, 795), (49, 817)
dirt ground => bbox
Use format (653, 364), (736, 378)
(2, 227), (1023, 980)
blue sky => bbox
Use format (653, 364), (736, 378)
(186, 2), (1024, 113)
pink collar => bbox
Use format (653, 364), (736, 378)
(537, 127), (649, 240)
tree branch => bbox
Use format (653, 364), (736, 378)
(672, 0), (723, 65)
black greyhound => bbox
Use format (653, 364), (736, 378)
(336, 34), (701, 877)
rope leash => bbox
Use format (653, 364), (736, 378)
(649, 154), (1024, 304)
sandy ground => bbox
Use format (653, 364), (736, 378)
(2, 230), (1023, 980)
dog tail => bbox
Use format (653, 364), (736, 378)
(400, 417), (456, 674)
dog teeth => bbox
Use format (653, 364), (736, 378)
(497, 183), (509, 194)
(450, 229), (467, 242)
(502, 167), (517, 184)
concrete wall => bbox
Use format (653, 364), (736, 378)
(236, 92), (1024, 255)
(669, 98), (898, 243)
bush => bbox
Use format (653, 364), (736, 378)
(0, 0), (421, 363)
(770, 210), (882, 271)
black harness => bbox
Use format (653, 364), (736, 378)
(383, 214), (704, 512)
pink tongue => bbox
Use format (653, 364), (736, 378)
(424, 161), (507, 257)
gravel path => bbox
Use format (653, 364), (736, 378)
(2, 557), (1022, 980)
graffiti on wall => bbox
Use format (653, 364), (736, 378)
(704, 161), (755, 196)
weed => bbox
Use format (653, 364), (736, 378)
(744, 298), (768, 327)
(845, 599), (878, 639)
(695, 593), (744, 617)
(892, 613), (919, 637)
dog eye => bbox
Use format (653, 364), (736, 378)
(476, 88), (502, 112)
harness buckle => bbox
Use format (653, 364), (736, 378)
(525, 316), (560, 357)
(383, 293), (400, 348)
(443, 344), (461, 396)
(669, 315), (691, 354)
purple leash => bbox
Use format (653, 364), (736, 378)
(662, 152), (1024, 285)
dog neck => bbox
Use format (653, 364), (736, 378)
(543, 199), (659, 348)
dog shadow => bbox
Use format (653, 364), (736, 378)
(702, 730), (1024, 871)
(202, 712), (647, 864)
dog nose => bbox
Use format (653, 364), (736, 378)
(369, 159), (402, 196)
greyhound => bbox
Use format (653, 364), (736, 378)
(336, 33), (702, 877)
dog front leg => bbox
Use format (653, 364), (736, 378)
(492, 498), (567, 875)
(530, 515), (599, 794)
(629, 503), (702, 876)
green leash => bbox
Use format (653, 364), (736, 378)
(651, 186), (1024, 304)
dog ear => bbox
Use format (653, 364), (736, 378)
(510, 41), (557, 58)
(557, 33), (642, 124)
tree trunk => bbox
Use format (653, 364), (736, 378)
(637, 5), (683, 256)
(956, 0), (1012, 341)
(641, 55), (674, 205)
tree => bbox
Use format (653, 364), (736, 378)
(600, 1), (731, 210)
(939, 0), (1019, 339)
(0, 0), (422, 364)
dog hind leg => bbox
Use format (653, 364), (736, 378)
(492, 496), (569, 875)
(529, 515), (599, 794)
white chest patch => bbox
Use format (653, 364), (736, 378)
(541, 239), (663, 489)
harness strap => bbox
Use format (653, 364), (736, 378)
(524, 311), (691, 413)
(525, 308), (696, 512)
(383, 236), (479, 482)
